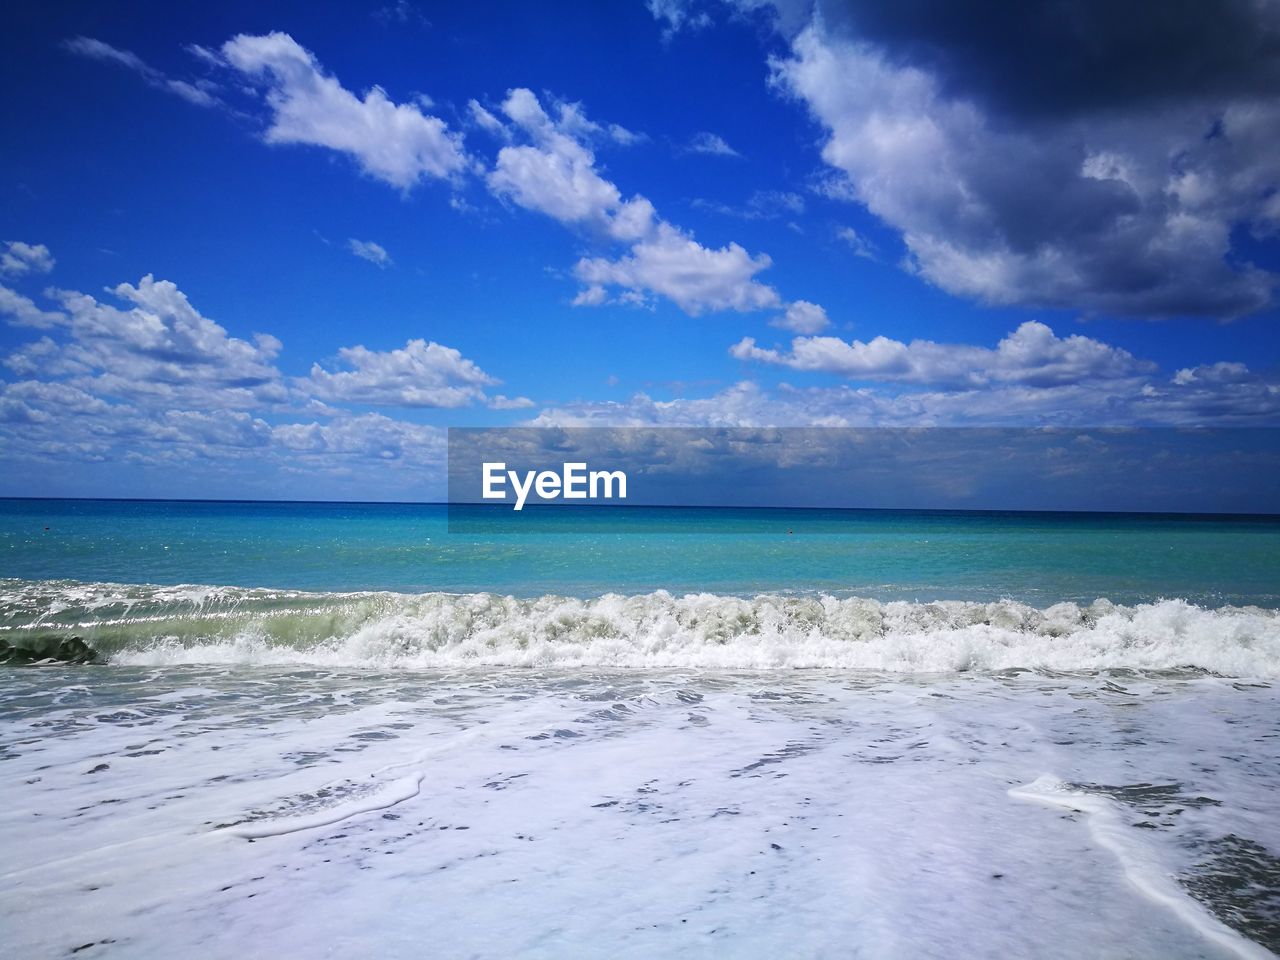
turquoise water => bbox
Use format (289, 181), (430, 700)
(3, 498), (1278, 606)
(5, 507), (1280, 959)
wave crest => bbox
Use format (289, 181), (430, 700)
(3, 580), (1279, 675)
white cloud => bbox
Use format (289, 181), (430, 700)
(485, 88), (786, 315)
(836, 226), (876, 259)
(0, 380), (113, 424)
(468, 99), (508, 136)
(487, 88), (655, 241)
(478, 89), (642, 147)
(551, 97), (643, 146)
(772, 24), (1278, 318)
(0, 286), (66, 329)
(0, 317), (526, 498)
(0, 274), (310, 475)
(571, 285), (609, 307)
(529, 381), (775, 428)
(73, 37), (783, 321)
(221, 32), (467, 190)
(0, 271), (536, 488)
(4, 337), (72, 377)
(687, 131), (739, 157)
(1, 241), (55, 278)
(770, 300), (830, 333)
(731, 321), (1152, 387)
(1171, 361), (1252, 386)
(273, 413), (445, 468)
(575, 222), (781, 314)
(146, 409), (274, 450)
(63, 36), (219, 107)
(306, 338), (498, 408)
(530, 356), (1280, 428)
(347, 238), (393, 268)
(488, 394), (536, 410)
(1, 274), (1274, 492)
(0, 267), (546, 491)
(648, 0), (713, 38)
(606, 123), (645, 146)
(2, 275), (286, 408)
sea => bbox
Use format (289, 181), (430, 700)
(2, 498), (1278, 959)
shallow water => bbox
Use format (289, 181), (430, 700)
(4, 500), (1279, 957)
(2, 667), (1277, 959)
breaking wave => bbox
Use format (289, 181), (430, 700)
(2, 579), (1279, 675)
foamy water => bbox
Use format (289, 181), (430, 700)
(5, 580), (1280, 675)
(1, 666), (1276, 958)
(3, 572), (1280, 957)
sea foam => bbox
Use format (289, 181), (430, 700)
(4, 580), (1279, 675)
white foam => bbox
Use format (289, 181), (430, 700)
(225, 773), (425, 839)
(3, 669), (1275, 958)
(1011, 776), (1275, 960)
(100, 591), (1280, 676)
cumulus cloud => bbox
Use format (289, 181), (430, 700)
(531, 357), (1280, 429)
(347, 238), (393, 268)
(63, 36), (220, 108)
(770, 300), (829, 333)
(1, 242), (55, 278)
(486, 88), (790, 315)
(770, 7), (1280, 319)
(0, 380), (112, 424)
(1, 275), (286, 409)
(70, 34), (788, 320)
(687, 131), (739, 157)
(731, 321), (1153, 387)
(273, 412), (445, 467)
(487, 88), (656, 241)
(306, 338), (498, 408)
(147, 409), (274, 450)
(0, 275), (307, 477)
(4, 337), (70, 377)
(0, 273), (522, 489)
(0, 287), (66, 329)
(809, 1), (1280, 122)
(220, 32), (467, 190)
(0, 275), (543, 499)
(1172, 361), (1252, 386)
(575, 222), (781, 314)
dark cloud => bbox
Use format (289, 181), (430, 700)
(816, 0), (1280, 120)
(774, 0), (1280, 319)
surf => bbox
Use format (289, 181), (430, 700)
(3, 579), (1279, 676)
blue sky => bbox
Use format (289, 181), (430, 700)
(1, 0), (1278, 500)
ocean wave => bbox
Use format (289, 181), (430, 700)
(2, 579), (1278, 675)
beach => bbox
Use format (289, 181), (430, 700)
(1, 501), (1279, 957)
(6, 1), (1280, 955)
(2, 665), (1277, 958)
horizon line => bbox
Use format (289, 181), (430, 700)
(1, 496), (1277, 520)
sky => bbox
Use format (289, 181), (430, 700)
(1, 0), (1278, 501)
(446, 428), (1280, 514)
